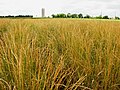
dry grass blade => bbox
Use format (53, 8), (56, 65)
(0, 78), (11, 90)
(0, 19), (120, 90)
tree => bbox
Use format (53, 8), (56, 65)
(56, 14), (60, 18)
(71, 14), (78, 18)
(52, 14), (56, 18)
(52, 14), (67, 18)
(84, 14), (91, 18)
(67, 13), (72, 18)
(78, 13), (83, 18)
(5, 15), (14, 18)
(59, 14), (66, 18)
(115, 16), (119, 19)
(103, 16), (109, 19)
(0, 16), (4, 18)
(95, 15), (102, 19)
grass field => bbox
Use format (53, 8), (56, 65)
(0, 19), (120, 90)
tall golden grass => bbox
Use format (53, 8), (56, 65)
(0, 19), (120, 90)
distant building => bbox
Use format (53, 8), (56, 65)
(42, 8), (45, 17)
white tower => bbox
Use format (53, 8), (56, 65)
(42, 8), (45, 17)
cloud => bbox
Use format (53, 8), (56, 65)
(0, 0), (120, 17)
(59, 0), (120, 17)
(106, 4), (120, 10)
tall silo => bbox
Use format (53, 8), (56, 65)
(42, 8), (45, 17)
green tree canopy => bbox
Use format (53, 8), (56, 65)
(103, 16), (109, 19)
(84, 14), (91, 18)
(71, 14), (78, 18)
(78, 13), (83, 18)
(67, 13), (72, 18)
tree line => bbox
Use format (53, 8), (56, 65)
(52, 13), (120, 19)
(0, 15), (33, 18)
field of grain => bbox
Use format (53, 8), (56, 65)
(0, 19), (120, 90)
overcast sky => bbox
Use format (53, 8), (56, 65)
(0, 0), (120, 17)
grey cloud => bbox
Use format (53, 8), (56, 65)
(0, 0), (120, 17)
(106, 4), (120, 10)
(0, 2), (4, 5)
